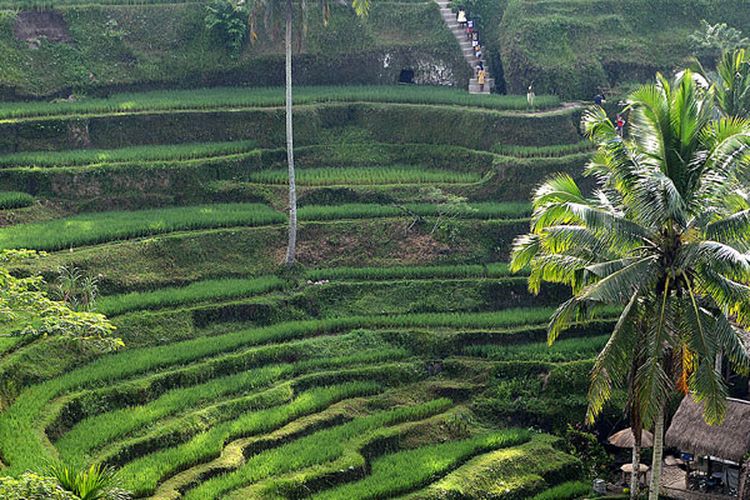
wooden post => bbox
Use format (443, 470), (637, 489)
(740, 461), (750, 500)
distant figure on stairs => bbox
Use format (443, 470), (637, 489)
(457, 8), (467, 27)
(466, 20), (474, 39)
(477, 66), (487, 92)
(474, 44), (482, 59)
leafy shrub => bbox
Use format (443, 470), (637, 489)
(47, 462), (131, 500)
(564, 424), (611, 479)
(0, 472), (77, 500)
(690, 19), (748, 58)
(204, 0), (249, 56)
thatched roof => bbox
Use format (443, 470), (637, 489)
(608, 428), (654, 448)
(665, 396), (750, 463)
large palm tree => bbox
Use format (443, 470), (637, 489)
(250, 0), (372, 266)
(510, 70), (750, 499)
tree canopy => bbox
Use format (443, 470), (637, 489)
(0, 250), (120, 352)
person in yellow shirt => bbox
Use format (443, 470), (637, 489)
(477, 68), (486, 92)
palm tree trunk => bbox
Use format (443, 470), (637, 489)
(630, 424), (642, 499)
(283, 0), (297, 267)
(648, 402), (666, 500)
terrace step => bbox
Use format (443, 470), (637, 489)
(469, 78), (494, 95)
(433, 0), (490, 93)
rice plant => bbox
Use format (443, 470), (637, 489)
(0, 141), (257, 168)
(0, 86), (561, 121)
(249, 166), (481, 186)
(313, 429), (531, 499)
(531, 480), (592, 500)
(54, 364), (292, 463)
(182, 399), (452, 500)
(297, 202), (530, 221)
(492, 140), (594, 158)
(0, 309), (559, 475)
(0, 204), (284, 251)
(97, 276), (285, 316)
(0, 192), (34, 210)
(464, 335), (610, 362)
(56, 335), (408, 464)
(305, 263), (514, 281)
(119, 382), (389, 496)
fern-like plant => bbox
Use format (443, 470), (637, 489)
(204, 0), (249, 57)
(47, 462), (130, 500)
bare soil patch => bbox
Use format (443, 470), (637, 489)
(14, 10), (72, 44)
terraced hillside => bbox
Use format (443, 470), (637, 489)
(498, 0), (750, 98)
(0, 86), (612, 499)
(0, 1), (468, 98)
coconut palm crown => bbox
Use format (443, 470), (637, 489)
(510, 70), (750, 431)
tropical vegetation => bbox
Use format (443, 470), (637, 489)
(512, 69), (750, 498)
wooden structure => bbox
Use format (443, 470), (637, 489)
(666, 397), (750, 499)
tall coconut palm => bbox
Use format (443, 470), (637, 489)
(510, 70), (750, 499)
(250, 0), (372, 266)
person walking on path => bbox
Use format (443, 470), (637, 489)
(527, 84), (535, 110)
(615, 113), (626, 136)
(477, 67), (487, 92)
(457, 8), (467, 27)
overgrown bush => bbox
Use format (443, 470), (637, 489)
(0, 472), (77, 500)
(204, 0), (249, 56)
(564, 424), (611, 479)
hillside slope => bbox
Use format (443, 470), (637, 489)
(498, 0), (750, 98)
(0, 1), (468, 98)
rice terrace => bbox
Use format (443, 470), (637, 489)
(1, 1), (750, 499)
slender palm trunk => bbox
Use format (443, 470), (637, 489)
(630, 424), (642, 499)
(648, 403), (666, 500)
(284, 0), (297, 266)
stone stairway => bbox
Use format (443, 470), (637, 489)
(435, 0), (494, 94)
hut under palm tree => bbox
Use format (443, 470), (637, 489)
(665, 397), (750, 498)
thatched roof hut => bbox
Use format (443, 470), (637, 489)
(665, 396), (750, 463)
(608, 428), (654, 448)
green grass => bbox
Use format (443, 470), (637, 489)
(184, 398), (452, 500)
(492, 141), (594, 158)
(0, 86), (561, 122)
(313, 429), (531, 499)
(416, 433), (582, 498)
(98, 276), (286, 316)
(305, 263), (515, 281)
(0, 203), (284, 251)
(249, 166), (482, 186)
(121, 382), (391, 496)
(298, 202), (530, 221)
(0, 202), (530, 251)
(464, 334), (610, 362)
(0, 141), (258, 168)
(531, 480), (591, 500)
(0, 192), (34, 210)
(55, 364), (293, 464)
(0, 309), (558, 475)
(55, 333), (409, 464)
